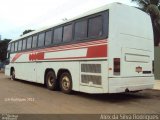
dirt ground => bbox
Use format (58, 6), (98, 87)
(0, 73), (160, 114)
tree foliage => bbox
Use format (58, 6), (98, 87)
(0, 39), (11, 61)
(21, 29), (34, 36)
(132, 0), (160, 7)
(131, 0), (160, 46)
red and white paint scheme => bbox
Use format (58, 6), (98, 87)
(11, 39), (108, 62)
(5, 3), (154, 94)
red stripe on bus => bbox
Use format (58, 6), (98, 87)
(11, 39), (108, 62)
(44, 44), (107, 60)
(87, 45), (107, 58)
(43, 39), (107, 52)
(11, 53), (22, 62)
(19, 39), (108, 54)
(43, 43), (107, 53)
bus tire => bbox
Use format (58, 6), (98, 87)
(46, 71), (57, 91)
(11, 69), (15, 80)
(60, 72), (72, 94)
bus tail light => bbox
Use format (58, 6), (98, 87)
(114, 58), (120, 75)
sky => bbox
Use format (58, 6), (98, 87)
(0, 0), (136, 40)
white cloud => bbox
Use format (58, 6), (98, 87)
(0, 0), (135, 39)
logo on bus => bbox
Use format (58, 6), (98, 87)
(136, 66), (142, 73)
(29, 52), (44, 61)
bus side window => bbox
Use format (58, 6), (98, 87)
(53, 27), (62, 44)
(38, 32), (45, 47)
(88, 16), (103, 38)
(15, 42), (18, 52)
(11, 42), (15, 53)
(22, 39), (27, 50)
(6, 44), (11, 60)
(7, 44), (11, 52)
(63, 24), (73, 42)
(32, 35), (38, 48)
(45, 30), (52, 46)
(27, 37), (32, 49)
(18, 40), (22, 51)
(74, 20), (87, 40)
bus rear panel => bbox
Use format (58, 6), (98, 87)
(108, 3), (154, 93)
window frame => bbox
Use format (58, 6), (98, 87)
(11, 42), (15, 53)
(45, 29), (53, 46)
(53, 26), (63, 44)
(14, 42), (18, 52)
(22, 39), (27, 50)
(74, 20), (88, 41)
(18, 40), (22, 51)
(62, 23), (73, 43)
(88, 15), (103, 38)
(73, 10), (108, 42)
(7, 43), (11, 51)
(32, 34), (38, 49)
(26, 36), (33, 49)
(37, 32), (45, 47)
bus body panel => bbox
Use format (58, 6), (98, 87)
(108, 3), (154, 77)
(6, 40), (108, 93)
(16, 62), (37, 82)
(79, 61), (108, 93)
(108, 3), (154, 92)
(5, 65), (10, 76)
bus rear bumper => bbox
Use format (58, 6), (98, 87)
(108, 77), (154, 93)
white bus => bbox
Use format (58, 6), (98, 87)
(5, 3), (154, 94)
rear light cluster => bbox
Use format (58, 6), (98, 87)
(114, 58), (120, 75)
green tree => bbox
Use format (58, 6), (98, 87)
(0, 39), (11, 61)
(21, 29), (34, 36)
(131, 0), (160, 46)
(132, 0), (159, 7)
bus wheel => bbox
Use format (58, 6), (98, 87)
(11, 69), (15, 80)
(60, 72), (72, 94)
(46, 71), (57, 90)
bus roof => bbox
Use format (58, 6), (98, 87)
(10, 2), (142, 42)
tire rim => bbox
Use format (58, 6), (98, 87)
(48, 76), (54, 87)
(62, 76), (70, 90)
